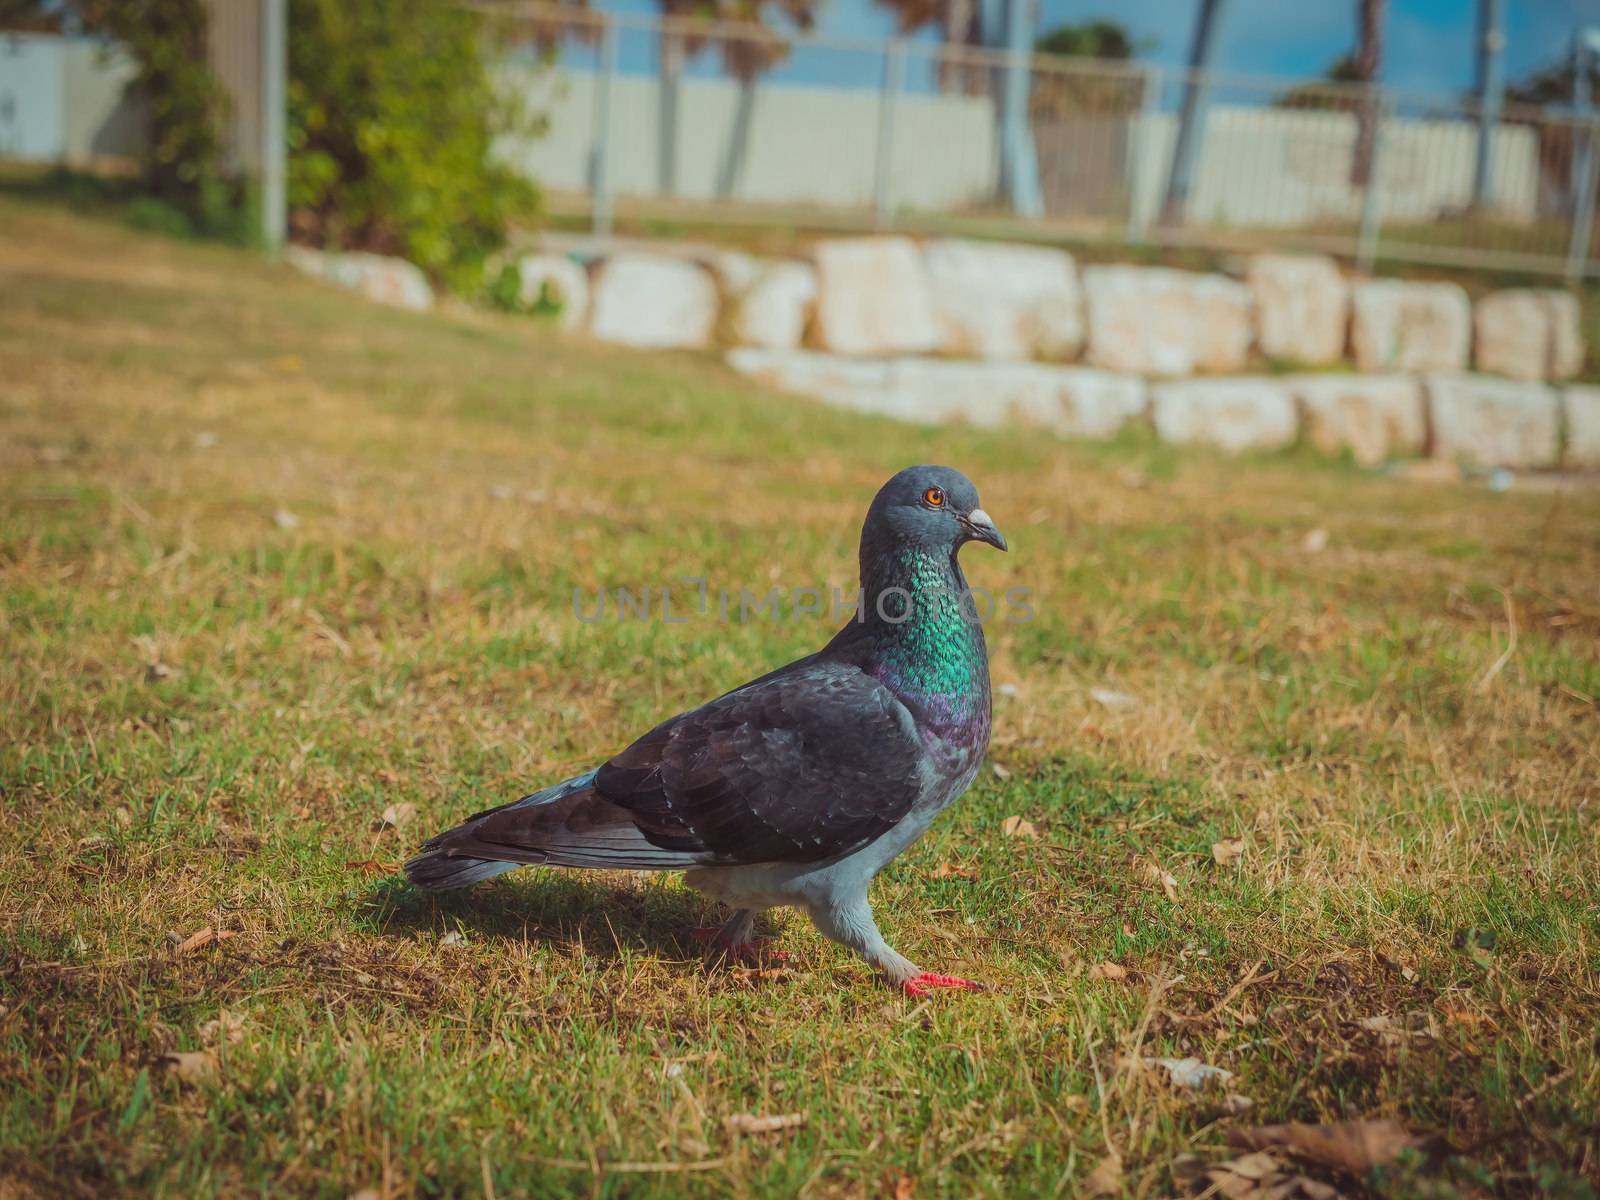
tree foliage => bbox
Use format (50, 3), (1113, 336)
(874, 0), (980, 93)
(1034, 21), (1134, 61)
(656, 0), (818, 81)
(0, 0), (63, 31)
(1507, 59), (1598, 109)
(287, 0), (539, 291)
(1030, 21), (1142, 119)
(76, 0), (243, 237)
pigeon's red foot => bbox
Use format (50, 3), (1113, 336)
(901, 972), (987, 998)
(690, 927), (790, 964)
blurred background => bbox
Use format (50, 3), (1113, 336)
(6, 0), (1600, 282)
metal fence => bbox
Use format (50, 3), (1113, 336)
(477, 2), (1600, 281)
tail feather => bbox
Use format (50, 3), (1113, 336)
(402, 853), (519, 891)
(404, 768), (702, 892)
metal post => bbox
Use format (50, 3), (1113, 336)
(1161, 0), (1227, 226)
(1124, 66), (1158, 244)
(997, 0), (1042, 217)
(657, 29), (681, 196)
(1566, 121), (1599, 283)
(873, 41), (905, 229)
(1568, 32), (1599, 282)
(1355, 88), (1388, 272)
(590, 16), (618, 240)
(1470, 0), (1504, 209)
(260, 0), (286, 254)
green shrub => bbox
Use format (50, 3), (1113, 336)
(483, 260), (528, 313)
(482, 260), (570, 318)
(287, 0), (540, 292)
(78, 0), (247, 239)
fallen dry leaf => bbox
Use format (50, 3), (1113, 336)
(1144, 1055), (1233, 1089)
(1083, 1151), (1123, 1196)
(1223, 1093), (1256, 1115)
(723, 1112), (805, 1135)
(731, 963), (793, 985)
(1229, 1119), (1433, 1177)
(1377, 952), (1419, 983)
(1176, 1150), (1291, 1198)
(1001, 816), (1039, 840)
(1088, 961), (1129, 982)
(1143, 861), (1179, 901)
(375, 768), (403, 785)
(1212, 838), (1245, 866)
(883, 1168), (916, 1200)
(991, 762), (1011, 781)
(160, 1049), (219, 1085)
(172, 928), (237, 956)
(1352, 1011), (1437, 1046)
(1194, 1152), (1341, 1200)
(1219, 1152), (1281, 1182)
(1089, 687), (1137, 710)
(377, 802), (416, 830)
(199, 1010), (247, 1047)
(932, 862), (977, 880)
(1391, 459), (1463, 485)
(345, 859), (400, 876)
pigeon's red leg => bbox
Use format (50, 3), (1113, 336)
(901, 972), (987, 998)
(692, 911), (789, 963)
(805, 898), (981, 994)
(691, 931), (790, 964)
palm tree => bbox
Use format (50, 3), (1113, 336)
(875, 0), (982, 93)
(1275, 1), (1389, 190)
(873, 0), (1042, 214)
(654, 0), (819, 197)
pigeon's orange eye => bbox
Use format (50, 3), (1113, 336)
(923, 486), (945, 507)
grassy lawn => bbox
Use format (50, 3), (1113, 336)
(2, 197), (1598, 1198)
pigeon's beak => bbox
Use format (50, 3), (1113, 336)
(961, 508), (1008, 552)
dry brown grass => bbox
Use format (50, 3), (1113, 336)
(2, 197), (1598, 1197)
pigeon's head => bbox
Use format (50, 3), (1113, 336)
(862, 465), (1007, 556)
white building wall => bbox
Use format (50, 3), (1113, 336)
(0, 32), (139, 165)
(492, 63), (996, 211)
(498, 62), (1540, 229)
(1128, 107), (1538, 229)
(60, 39), (140, 166)
(0, 34), (65, 160)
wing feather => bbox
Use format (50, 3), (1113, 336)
(595, 661), (925, 864)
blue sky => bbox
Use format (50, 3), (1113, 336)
(1035, 0), (1599, 95)
(585, 0), (1600, 97)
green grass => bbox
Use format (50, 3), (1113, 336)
(2, 197), (1598, 1198)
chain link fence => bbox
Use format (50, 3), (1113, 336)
(477, 2), (1600, 280)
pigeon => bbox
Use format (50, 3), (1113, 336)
(405, 465), (1007, 996)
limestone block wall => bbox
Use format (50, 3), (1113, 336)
(283, 229), (1599, 471)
